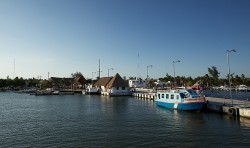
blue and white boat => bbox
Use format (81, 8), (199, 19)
(155, 88), (205, 111)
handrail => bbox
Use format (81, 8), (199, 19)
(184, 97), (205, 102)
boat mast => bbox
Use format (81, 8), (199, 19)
(13, 58), (15, 78)
(98, 59), (101, 79)
(137, 52), (140, 79)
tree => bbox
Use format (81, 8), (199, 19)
(186, 76), (194, 86)
(241, 74), (245, 84)
(0, 79), (7, 88)
(208, 66), (220, 86)
(60, 78), (65, 89)
(71, 71), (83, 78)
(208, 66), (220, 79)
(234, 75), (241, 85)
(40, 80), (52, 89)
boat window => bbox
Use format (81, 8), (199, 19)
(166, 94), (169, 99)
(158, 94), (161, 99)
(162, 94), (165, 98)
(176, 95), (179, 100)
(187, 89), (197, 95)
(122, 87), (125, 90)
(117, 87), (119, 90)
(179, 93), (185, 98)
(171, 94), (174, 99)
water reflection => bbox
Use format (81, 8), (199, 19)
(1, 93), (250, 147)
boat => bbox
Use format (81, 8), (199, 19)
(236, 85), (250, 92)
(154, 88), (205, 111)
(83, 85), (100, 95)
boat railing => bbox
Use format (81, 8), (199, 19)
(184, 97), (205, 102)
(157, 90), (171, 92)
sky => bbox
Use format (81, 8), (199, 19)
(0, 0), (250, 80)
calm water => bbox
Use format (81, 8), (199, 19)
(203, 90), (250, 100)
(1, 92), (250, 147)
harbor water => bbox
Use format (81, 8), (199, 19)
(1, 92), (250, 147)
(203, 90), (250, 101)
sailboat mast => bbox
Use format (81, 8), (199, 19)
(98, 59), (100, 79)
(14, 58), (15, 78)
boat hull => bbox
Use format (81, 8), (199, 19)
(155, 101), (204, 111)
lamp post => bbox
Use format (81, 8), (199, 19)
(92, 72), (96, 83)
(108, 68), (114, 77)
(147, 65), (153, 80)
(227, 49), (236, 107)
(173, 60), (180, 88)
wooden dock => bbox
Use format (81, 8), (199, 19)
(132, 92), (250, 118)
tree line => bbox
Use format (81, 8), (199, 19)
(157, 66), (250, 87)
(0, 67), (249, 90)
(0, 72), (94, 90)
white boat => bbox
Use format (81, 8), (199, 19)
(84, 85), (99, 95)
(155, 88), (205, 111)
(236, 85), (250, 92)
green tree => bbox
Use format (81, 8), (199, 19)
(241, 74), (245, 84)
(208, 66), (220, 86)
(60, 78), (65, 89)
(186, 76), (194, 86)
(0, 79), (7, 88)
(71, 71), (83, 78)
(208, 66), (220, 79)
(40, 80), (52, 89)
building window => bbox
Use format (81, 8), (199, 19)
(171, 94), (174, 99)
(122, 87), (125, 90)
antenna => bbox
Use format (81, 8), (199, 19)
(138, 52), (140, 79)
(98, 59), (101, 79)
(14, 58), (15, 78)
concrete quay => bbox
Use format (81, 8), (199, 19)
(206, 97), (250, 118)
(132, 92), (250, 118)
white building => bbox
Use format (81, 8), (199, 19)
(128, 78), (148, 88)
(94, 73), (131, 96)
(154, 80), (171, 88)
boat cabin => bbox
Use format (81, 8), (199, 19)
(157, 91), (185, 103)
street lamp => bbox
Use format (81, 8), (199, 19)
(108, 68), (114, 77)
(92, 72), (96, 83)
(173, 60), (180, 88)
(227, 49), (236, 107)
(147, 65), (153, 80)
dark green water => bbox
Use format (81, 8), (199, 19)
(1, 92), (250, 147)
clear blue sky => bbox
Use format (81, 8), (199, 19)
(0, 0), (249, 80)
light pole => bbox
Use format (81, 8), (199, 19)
(227, 49), (236, 107)
(173, 60), (180, 88)
(108, 68), (114, 77)
(92, 72), (96, 83)
(147, 65), (153, 80)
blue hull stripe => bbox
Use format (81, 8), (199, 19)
(156, 101), (204, 111)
